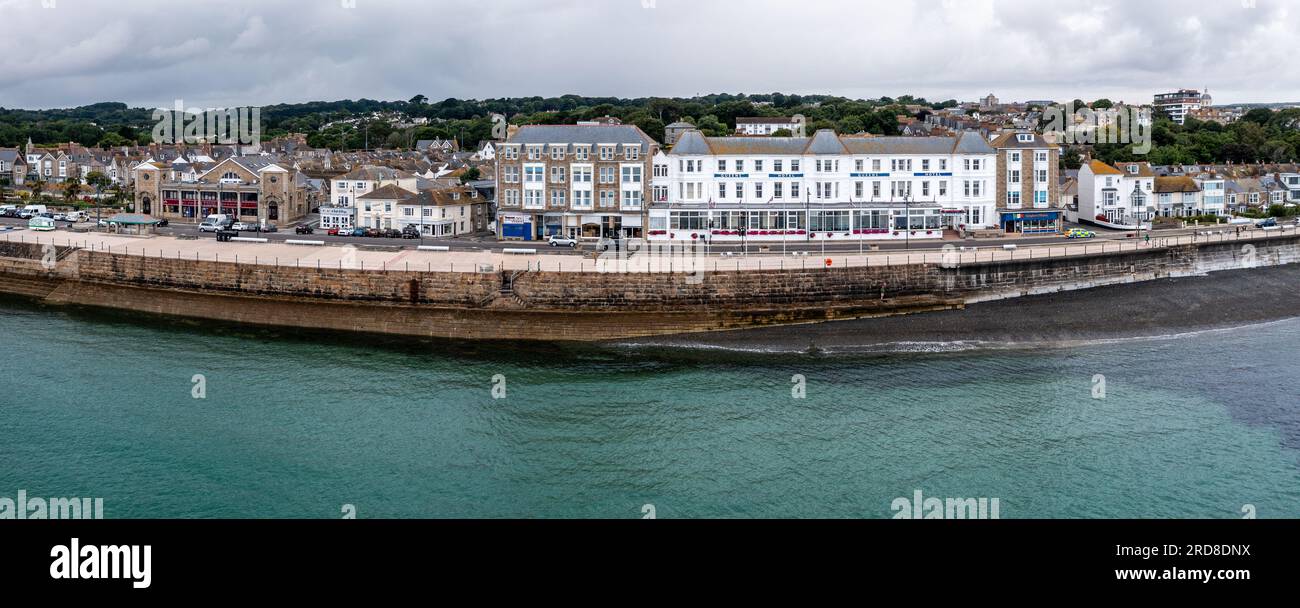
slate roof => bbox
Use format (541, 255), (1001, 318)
(669, 129), (994, 156)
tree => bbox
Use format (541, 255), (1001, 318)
(1091, 99), (1114, 109)
(408, 94), (428, 106)
(63, 176), (83, 205)
(30, 179), (45, 202)
(459, 167), (481, 184)
(771, 128), (794, 137)
(85, 171), (111, 219)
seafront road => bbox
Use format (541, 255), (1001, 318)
(5, 224), (1297, 274)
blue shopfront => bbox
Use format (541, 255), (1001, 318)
(998, 210), (1063, 235)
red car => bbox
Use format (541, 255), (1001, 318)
(328, 228), (341, 236)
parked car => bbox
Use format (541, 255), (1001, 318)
(363, 228), (381, 238)
(380, 228), (402, 239)
(156, 218), (169, 227)
(198, 221), (222, 233)
(295, 225), (314, 235)
(327, 228), (341, 236)
(548, 234), (579, 248)
(1066, 228), (1096, 239)
(230, 221), (254, 232)
(17, 210), (34, 219)
(262, 223), (278, 233)
(1256, 218), (1278, 228)
(351, 228), (366, 237)
(402, 226), (421, 239)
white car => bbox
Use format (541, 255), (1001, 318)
(198, 222), (221, 233)
(547, 235), (579, 248)
(231, 222), (255, 231)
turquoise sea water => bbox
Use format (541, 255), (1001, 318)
(2, 295), (1299, 519)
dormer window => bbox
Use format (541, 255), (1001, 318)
(1017, 134), (1033, 143)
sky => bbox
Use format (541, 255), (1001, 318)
(0, 0), (1297, 110)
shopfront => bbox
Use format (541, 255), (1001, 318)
(998, 210), (1063, 235)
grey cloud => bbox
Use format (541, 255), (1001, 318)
(0, 0), (1296, 110)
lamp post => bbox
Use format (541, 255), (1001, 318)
(904, 194), (912, 250)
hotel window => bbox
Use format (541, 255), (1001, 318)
(718, 160), (727, 172)
(524, 190), (543, 207)
(550, 167), (566, 183)
(719, 183), (727, 199)
(939, 181), (948, 196)
(625, 147), (639, 160)
(872, 159), (882, 172)
(575, 147), (589, 161)
(573, 166), (592, 183)
(573, 190), (592, 208)
(599, 167), (615, 184)
(922, 181), (930, 197)
(600, 190), (616, 207)
(855, 182), (864, 198)
(774, 182), (783, 199)
(939, 159), (947, 171)
(736, 160), (745, 172)
(755, 160), (764, 172)
(502, 166), (520, 183)
(791, 160), (800, 172)
(774, 160), (784, 172)
(550, 190), (566, 206)
(922, 159), (931, 171)
(735, 183), (743, 198)
(503, 189), (520, 206)
(855, 159), (864, 172)
(621, 166), (642, 183)
(527, 146), (542, 160)
(551, 147), (565, 160)
(524, 166), (544, 183)
(600, 147), (614, 160)
(873, 182), (882, 198)
(622, 188), (642, 207)
(791, 183), (800, 198)
(755, 183), (764, 199)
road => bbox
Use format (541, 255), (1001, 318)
(0, 215), (1280, 257)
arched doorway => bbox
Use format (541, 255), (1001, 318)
(267, 200), (280, 221)
(141, 194), (152, 215)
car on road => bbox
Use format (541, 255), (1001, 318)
(230, 221), (255, 232)
(156, 218), (169, 227)
(547, 234), (579, 248)
(1256, 218), (1278, 228)
(351, 228), (366, 237)
(1066, 228), (1097, 239)
(295, 225), (314, 235)
(198, 221), (222, 233)
(261, 223), (278, 233)
(327, 228), (342, 236)
(17, 210), (33, 219)
(402, 226), (421, 239)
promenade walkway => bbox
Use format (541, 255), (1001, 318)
(4, 225), (1297, 274)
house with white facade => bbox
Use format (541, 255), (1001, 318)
(1077, 160), (1156, 225)
(735, 117), (802, 136)
(650, 129), (996, 243)
(1192, 173), (1227, 216)
(329, 166), (424, 230)
(1154, 176), (1202, 217)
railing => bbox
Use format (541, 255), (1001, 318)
(4, 224), (1296, 275)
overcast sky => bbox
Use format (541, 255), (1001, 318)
(0, 0), (1296, 110)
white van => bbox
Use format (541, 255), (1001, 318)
(23, 204), (48, 215)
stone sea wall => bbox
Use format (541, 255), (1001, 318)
(0, 234), (1294, 341)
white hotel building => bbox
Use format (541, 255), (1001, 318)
(649, 129), (997, 242)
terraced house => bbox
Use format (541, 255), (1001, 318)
(651, 129), (996, 243)
(990, 131), (1062, 234)
(132, 156), (312, 224)
(495, 124), (658, 241)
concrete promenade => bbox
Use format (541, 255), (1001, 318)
(3, 225), (1298, 274)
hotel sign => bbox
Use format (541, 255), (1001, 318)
(714, 173), (750, 179)
(912, 172), (953, 177)
(850, 172), (890, 178)
(768, 173), (805, 178)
